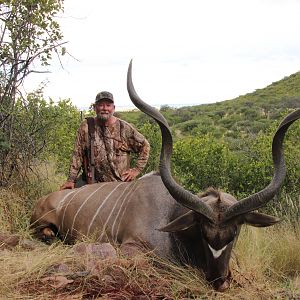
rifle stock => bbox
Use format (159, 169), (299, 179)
(83, 148), (94, 184)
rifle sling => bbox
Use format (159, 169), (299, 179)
(86, 117), (95, 183)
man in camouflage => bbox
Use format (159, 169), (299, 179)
(60, 91), (150, 189)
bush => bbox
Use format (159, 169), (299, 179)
(131, 121), (161, 175)
(172, 135), (232, 193)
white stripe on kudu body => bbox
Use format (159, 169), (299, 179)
(60, 185), (89, 232)
(87, 183), (125, 236)
(56, 189), (78, 211)
(98, 182), (132, 241)
(70, 183), (109, 235)
(113, 180), (140, 242)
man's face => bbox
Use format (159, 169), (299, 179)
(94, 100), (115, 122)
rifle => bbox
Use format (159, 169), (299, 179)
(83, 149), (93, 184)
(83, 117), (95, 184)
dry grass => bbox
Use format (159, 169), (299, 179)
(0, 225), (298, 299)
(236, 224), (300, 277)
(0, 244), (206, 299)
(0, 188), (29, 234)
(0, 160), (64, 235)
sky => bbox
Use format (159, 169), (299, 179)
(25, 0), (300, 110)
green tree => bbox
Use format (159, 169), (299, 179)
(43, 98), (81, 175)
(0, 0), (65, 185)
(0, 88), (81, 184)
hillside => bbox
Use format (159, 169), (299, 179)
(118, 71), (300, 139)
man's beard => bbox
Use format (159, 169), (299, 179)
(96, 111), (113, 122)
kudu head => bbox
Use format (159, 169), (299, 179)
(127, 60), (300, 291)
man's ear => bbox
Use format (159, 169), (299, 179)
(243, 212), (281, 227)
(157, 211), (196, 232)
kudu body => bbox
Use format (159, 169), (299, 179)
(31, 61), (300, 291)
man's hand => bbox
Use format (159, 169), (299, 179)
(121, 168), (140, 182)
(60, 181), (75, 190)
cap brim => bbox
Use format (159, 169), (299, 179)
(95, 98), (114, 103)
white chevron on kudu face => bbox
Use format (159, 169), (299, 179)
(208, 243), (228, 259)
(87, 183), (125, 236)
(70, 183), (109, 235)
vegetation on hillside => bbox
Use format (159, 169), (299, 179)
(118, 72), (300, 140)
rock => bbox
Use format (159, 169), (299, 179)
(72, 242), (117, 259)
(0, 233), (20, 250)
(19, 239), (40, 250)
(48, 263), (71, 274)
(41, 275), (74, 289)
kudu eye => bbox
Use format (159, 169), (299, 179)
(224, 226), (238, 244)
(200, 226), (211, 242)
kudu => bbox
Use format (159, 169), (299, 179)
(31, 61), (300, 291)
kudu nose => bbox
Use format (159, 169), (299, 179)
(208, 270), (232, 291)
(213, 278), (230, 292)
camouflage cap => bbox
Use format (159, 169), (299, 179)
(95, 91), (114, 103)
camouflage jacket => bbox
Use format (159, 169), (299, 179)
(67, 118), (150, 183)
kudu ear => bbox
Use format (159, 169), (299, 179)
(157, 211), (196, 232)
(243, 212), (281, 227)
